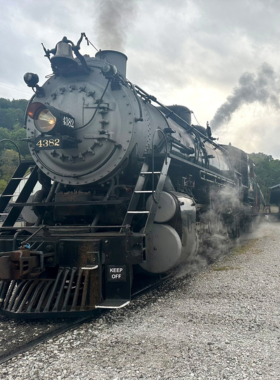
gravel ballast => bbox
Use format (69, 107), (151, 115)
(0, 222), (279, 379)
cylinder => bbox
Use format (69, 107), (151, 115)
(146, 191), (177, 223)
(140, 224), (182, 273)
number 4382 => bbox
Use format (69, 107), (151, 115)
(36, 139), (60, 148)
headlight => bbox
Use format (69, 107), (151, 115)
(35, 108), (57, 133)
(27, 102), (75, 136)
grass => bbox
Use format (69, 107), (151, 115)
(231, 238), (259, 255)
(212, 238), (261, 272)
(212, 266), (240, 271)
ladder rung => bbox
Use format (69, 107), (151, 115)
(11, 178), (27, 180)
(0, 195), (14, 197)
(127, 211), (150, 214)
(141, 172), (161, 174)
(134, 191), (153, 193)
(0, 213), (8, 215)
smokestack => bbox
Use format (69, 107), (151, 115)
(95, 50), (127, 78)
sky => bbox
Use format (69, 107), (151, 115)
(0, 0), (280, 157)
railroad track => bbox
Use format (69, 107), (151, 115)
(0, 274), (173, 365)
(0, 235), (240, 365)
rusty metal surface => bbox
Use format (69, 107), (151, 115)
(0, 250), (40, 280)
(0, 265), (100, 317)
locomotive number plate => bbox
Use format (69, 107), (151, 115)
(62, 116), (75, 128)
(35, 137), (61, 150)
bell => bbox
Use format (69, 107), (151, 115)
(51, 40), (78, 69)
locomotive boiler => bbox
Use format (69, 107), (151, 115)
(0, 34), (264, 318)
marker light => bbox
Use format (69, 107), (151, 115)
(24, 73), (39, 87)
(101, 64), (117, 78)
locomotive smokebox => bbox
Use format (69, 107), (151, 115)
(95, 50), (127, 78)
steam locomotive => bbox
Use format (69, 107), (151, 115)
(0, 34), (264, 318)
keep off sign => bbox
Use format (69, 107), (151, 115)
(107, 265), (126, 282)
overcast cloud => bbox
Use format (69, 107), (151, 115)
(0, 0), (280, 157)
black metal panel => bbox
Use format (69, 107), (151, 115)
(105, 264), (131, 302)
(58, 240), (100, 267)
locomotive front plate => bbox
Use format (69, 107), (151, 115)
(35, 136), (61, 150)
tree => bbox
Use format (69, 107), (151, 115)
(0, 149), (21, 182)
(0, 179), (7, 193)
(249, 152), (280, 202)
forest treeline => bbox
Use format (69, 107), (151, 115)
(0, 98), (29, 192)
(248, 153), (280, 203)
(0, 97), (279, 203)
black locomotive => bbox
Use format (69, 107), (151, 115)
(0, 34), (264, 318)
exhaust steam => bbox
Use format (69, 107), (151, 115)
(96, 0), (137, 51)
(211, 63), (280, 130)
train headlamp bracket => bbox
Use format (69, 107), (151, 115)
(27, 102), (76, 137)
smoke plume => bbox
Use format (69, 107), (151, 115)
(211, 63), (280, 130)
(96, 0), (137, 51)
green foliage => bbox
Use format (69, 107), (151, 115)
(249, 152), (280, 202)
(0, 179), (7, 193)
(0, 98), (27, 130)
(0, 98), (29, 158)
(0, 149), (20, 182)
